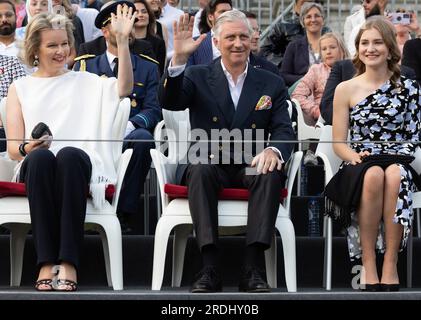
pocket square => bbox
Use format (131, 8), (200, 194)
(255, 95), (272, 110)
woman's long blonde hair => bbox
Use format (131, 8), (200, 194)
(353, 17), (401, 86)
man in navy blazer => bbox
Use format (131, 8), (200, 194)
(159, 11), (295, 293)
(74, 1), (161, 228)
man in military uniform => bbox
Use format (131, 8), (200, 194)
(77, 0), (156, 60)
(74, 1), (161, 231)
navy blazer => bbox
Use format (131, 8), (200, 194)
(187, 32), (213, 67)
(320, 59), (417, 125)
(74, 53), (161, 131)
(280, 36), (310, 87)
(402, 38), (421, 84)
(159, 58), (295, 184)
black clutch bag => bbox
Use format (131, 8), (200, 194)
(31, 122), (52, 139)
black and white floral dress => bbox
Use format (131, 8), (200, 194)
(332, 77), (421, 261)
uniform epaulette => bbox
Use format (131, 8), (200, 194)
(139, 54), (159, 65)
(74, 54), (96, 62)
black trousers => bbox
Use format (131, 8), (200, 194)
(183, 164), (285, 251)
(19, 147), (92, 269)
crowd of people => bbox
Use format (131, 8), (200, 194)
(0, 0), (420, 295)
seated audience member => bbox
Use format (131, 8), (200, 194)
(197, 4), (211, 34)
(71, 3), (103, 42)
(0, 0), (19, 57)
(6, 7), (134, 291)
(343, 4), (364, 44)
(15, 0), (52, 40)
(157, 0), (184, 60)
(52, 0), (85, 68)
(13, 0), (26, 27)
(77, 0), (156, 60)
(291, 32), (348, 165)
(0, 54), (26, 152)
(145, 0), (169, 48)
(134, 0), (166, 75)
(292, 32), (348, 126)
(402, 36), (421, 84)
(187, 0), (232, 67)
(160, 11), (295, 293)
(346, 0), (388, 56)
(280, 2), (325, 87)
(192, 0), (210, 37)
(259, 0), (330, 69)
(242, 10), (279, 75)
(325, 18), (420, 292)
(388, 10), (420, 54)
(74, 0), (161, 231)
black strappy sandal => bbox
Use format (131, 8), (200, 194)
(35, 279), (53, 291)
(55, 279), (78, 292)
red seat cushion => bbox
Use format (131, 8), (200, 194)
(164, 183), (288, 201)
(0, 181), (116, 202)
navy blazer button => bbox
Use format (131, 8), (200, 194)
(212, 116), (218, 122)
(251, 123), (256, 129)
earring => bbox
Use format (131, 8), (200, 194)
(33, 55), (39, 67)
(387, 55), (392, 61)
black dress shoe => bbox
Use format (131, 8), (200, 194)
(380, 283), (400, 292)
(191, 266), (222, 293)
(359, 283), (381, 292)
(239, 267), (271, 293)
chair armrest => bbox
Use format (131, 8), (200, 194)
(150, 149), (178, 210)
(112, 149), (133, 207)
(283, 151), (303, 212)
(153, 120), (166, 153)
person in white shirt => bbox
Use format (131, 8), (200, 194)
(347, 0), (388, 56)
(158, 0), (184, 60)
(192, 0), (210, 37)
(0, 0), (19, 56)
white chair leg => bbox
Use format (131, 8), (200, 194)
(172, 224), (192, 287)
(324, 217), (332, 290)
(152, 216), (176, 290)
(10, 224), (30, 287)
(265, 234), (277, 288)
(407, 229), (413, 288)
(98, 227), (112, 287)
(100, 216), (123, 290)
(276, 218), (297, 292)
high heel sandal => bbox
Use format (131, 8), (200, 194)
(35, 279), (54, 291)
(359, 283), (381, 292)
(55, 279), (78, 292)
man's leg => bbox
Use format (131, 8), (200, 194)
(184, 164), (229, 292)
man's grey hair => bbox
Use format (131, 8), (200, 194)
(299, 2), (325, 27)
(213, 9), (253, 39)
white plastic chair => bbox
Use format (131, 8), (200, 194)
(0, 98), (133, 290)
(314, 125), (342, 290)
(291, 99), (323, 196)
(150, 110), (302, 292)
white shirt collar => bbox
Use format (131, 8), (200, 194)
(220, 59), (248, 85)
(105, 50), (117, 68)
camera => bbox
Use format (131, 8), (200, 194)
(390, 12), (411, 25)
(31, 122), (52, 139)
